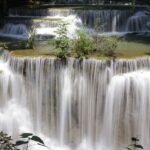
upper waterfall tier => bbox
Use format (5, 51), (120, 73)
(0, 7), (150, 40)
(7, 8), (150, 33)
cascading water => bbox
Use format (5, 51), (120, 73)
(126, 10), (150, 32)
(0, 23), (28, 40)
(59, 68), (72, 145)
(8, 9), (133, 32)
(1, 50), (150, 150)
(102, 71), (150, 150)
(0, 59), (32, 139)
(1, 7), (150, 40)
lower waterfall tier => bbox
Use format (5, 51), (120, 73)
(1, 51), (150, 150)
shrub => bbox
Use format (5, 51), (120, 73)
(94, 18), (103, 33)
(94, 36), (118, 58)
(27, 26), (36, 49)
(92, 17), (118, 58)
(102, 37), (118, 58)
(71, 30), (95, 58)
(0, 131), (16, 150)
(54, 21), (70, 59)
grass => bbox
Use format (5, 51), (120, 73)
(10, 49), (55, 58)
(116, 40), (150, 58)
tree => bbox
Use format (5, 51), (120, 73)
(54, 21), (70, 59)
(71, 30), (95, 58)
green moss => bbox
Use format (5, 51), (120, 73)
(116, 40), (150, 58)
(10, 39), (150, 60)
(10, 50), (55, 58)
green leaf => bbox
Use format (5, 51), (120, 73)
(37, 143), (47, 147)
(134, 144), (144, 149)
(31, 136), (44, 145)
(15, 140), (28, 146)
(132, 137), (139, 142)
(20, 133), (33, 138)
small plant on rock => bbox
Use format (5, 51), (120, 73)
(125, 137), (144, 150)
(15, 133), (46, 150)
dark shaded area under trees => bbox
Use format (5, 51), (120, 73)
(0, 0), (149, 17)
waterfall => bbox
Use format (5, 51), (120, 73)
(8, 9), (132, 32)
(0, 7), (150, 40)
(1, 51), (150, 149)
(126, 10), (150, 32)
(59, 68), (72, 145)
(0, 58), (32, 139)
(102, 71), (150, 150)
(0, 23), (28, 40)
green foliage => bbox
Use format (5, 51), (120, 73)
(94, 18), (103, 33)
(71, 30), (95, 58)
(91, 35), (118, 58)
(27, 26), (36, 49)
(0, 43), (8, 50)
(50, 20), (118, 59)
(0, 131), (17, 150)
(101, 37), (118, 57)
(126, 137), (144, 150)
(132, 0), (136, 10)
(15, 133), (46, 149)
(0, 131), (46, 150)
(20, 133), (33, 138)
(93, 17), (117, 59)
(16, 141), (28, 146)
(54, 21), (70, 59)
